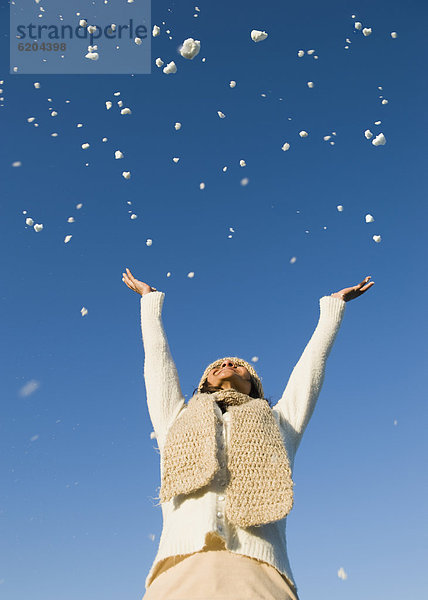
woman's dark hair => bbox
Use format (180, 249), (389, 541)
(192, 377), (274, 408)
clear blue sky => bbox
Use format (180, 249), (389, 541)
(1, 1), (427, 599)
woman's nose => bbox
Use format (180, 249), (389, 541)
(221, 361), (235, 368)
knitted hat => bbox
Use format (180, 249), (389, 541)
(197, 357), (264, 399)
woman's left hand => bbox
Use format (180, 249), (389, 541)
(331, 275), (375, 302)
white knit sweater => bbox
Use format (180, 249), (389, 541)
(140, 291), (346, 594)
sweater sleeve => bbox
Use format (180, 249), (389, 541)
(140, 291), (186, 445)
(272, 295), (346, 452)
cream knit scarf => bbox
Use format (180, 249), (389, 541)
(159, 389), (294, 528)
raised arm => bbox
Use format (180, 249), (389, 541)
(273, 276), (374, 453)
(122, 269), (185, 449)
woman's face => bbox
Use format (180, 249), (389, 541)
(206, 360), (252, 395)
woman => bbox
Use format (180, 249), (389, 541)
(122, 268), (374, 600)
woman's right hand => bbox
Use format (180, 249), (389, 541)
(122, 268), (157, 296)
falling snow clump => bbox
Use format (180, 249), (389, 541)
(364, 129), (373, 139)
(299, 130), (308, 138)
(281, 142), (290, 151)
(372, 133), (386, 146)
(365, 214), (375, 223)
(163, 61), (177, 74)
(179, 38), (201, 59)
(152, 25), (160, 37)
(251, 30), (268, 42)
(373, 235), (382, 243)
(337, 567), (348, 580)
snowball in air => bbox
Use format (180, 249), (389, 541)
(51, 111), (58, 116)
(373, 235), (381, 243)
(174, 122), (181, 130)
(251, 356), (259, 362)
(297, 50), (304, 57)
(81, 307), (88, 316)
(187, 272), (195, 278)
(281, 142), (290, 151)
(121, 107), (132, 115)
(155, 58), (164, 67)
(81, 143), (90, 149)
(146, 239), (153, 246)
(362, 28), (372, 36)
(239, 159), (246, 167)
(179, 38), (201, 59)
(365, 214), (375, 223)
(172, 157), (180, 163)
(290, 257), (297, 264)
(199, 182), (205, 190)
(217, 111), (226, 118)
(135, 37), (142, 45)
(152, 25), (160, 36)
(34, 82), (41, 88)
(26, 217), (34, 226)
(85, 52), (99, 60)
(122, 171), (131, 179)
(240, 177), (249, 186)
(337, 567), (348, 581)
(163, 61), (177, 74)
(364, 129), (373, 139)
(34, 223), (43, 232)
(106, 101), (112, 110)
(299, 130), (308, 137)
(307, 81), (314, 88)
(79, 19), (87, 27)
(229, 80), (236, 88)
(391, 32), (398, 38)
(251, 30), (268, 42)
(12, 161), (22, 167)
(115, 150), (124, 159)
(382, 99), (388, 105)
(337, 205), (344, 212)
(64, 235), (72, 243)
(354, 22), (362, 30)
(372, 133), (386, 146)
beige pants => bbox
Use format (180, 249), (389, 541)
(142, 549), (300, 600)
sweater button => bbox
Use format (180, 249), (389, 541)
(217, 525), (223, 533)
(216, 511), (223, 518)
(218, 495), (225, 501)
